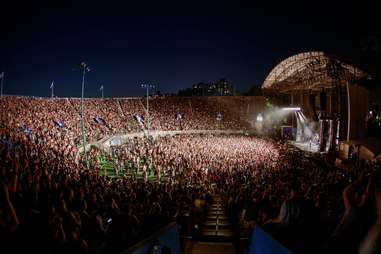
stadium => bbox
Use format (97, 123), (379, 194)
(1, 1), (381, 252)
(1, 50), (381, 254)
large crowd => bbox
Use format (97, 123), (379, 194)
(108, 135), (281, 183)
(0, 96), (258, 145)
(102, 135), (381, 253)
(1, 96), (381, 254)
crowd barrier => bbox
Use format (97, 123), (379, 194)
(248, 226), (292, 254)
(76, 129), (253, 163)
(101, 129), (249, 150)
(121, 222), (181, 254)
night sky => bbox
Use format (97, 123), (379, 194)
(0, 0), (373, 98)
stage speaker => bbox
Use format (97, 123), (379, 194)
(309, 94), (318, 120)
(320, 89), (327, 111)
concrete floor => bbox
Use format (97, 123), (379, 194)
(188, 242), (236, 254)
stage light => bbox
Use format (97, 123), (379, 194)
(256, 113), (263, 122)
(281, 107), (301, 111)
(296, 111), (305, 123)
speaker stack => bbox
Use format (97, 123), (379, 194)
(320, 88), (327, 111)
(309, 93), (318, 121)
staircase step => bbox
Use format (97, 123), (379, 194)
(217, 221), (231, 226)
(207, 215), (228, 220)
(216, 230), (235, 237)
(202, 225), (218, 230)
(208, 211), (224, 215)
(201, 229), (234, 237)
(203, 221), (230, 228)
(209, 206), (222, 211)
(201, 229), (218, 236)
(203, 221), (218, 226)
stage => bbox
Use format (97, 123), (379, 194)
(289, 140), (320, 153)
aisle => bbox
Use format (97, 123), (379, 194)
(186, 194), (236, 254)
(201, 194), (234, 240)
(189, 242), (236, 254)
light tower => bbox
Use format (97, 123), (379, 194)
(141, 83), (155, 137)
(80, 62), (90, 167)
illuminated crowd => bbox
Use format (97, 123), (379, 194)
(1, 96), (381, 254)
(0, 96), (255, 143)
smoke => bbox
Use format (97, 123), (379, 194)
(253, 106), (295, 135)
(253, 106), (319, 142)
(295, 111), (319, 143)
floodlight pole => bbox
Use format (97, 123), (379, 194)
(141, 83), (155, 137)
(144, 84), (149, 137)
(0, 72), (3, 98)
(80, 62), (90, 168)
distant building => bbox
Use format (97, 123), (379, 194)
(213, 78), (234, 96)
(178, 78), (234, 96)
(192, 82), (209, 96)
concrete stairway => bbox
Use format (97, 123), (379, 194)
(200, 195), (234, 241)
(184, 194), (237, 254)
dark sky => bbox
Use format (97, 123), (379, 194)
(0, 0), (370, 97)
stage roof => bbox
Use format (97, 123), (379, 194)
(262, 51), (370, 93)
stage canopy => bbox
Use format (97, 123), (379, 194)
(262, 51), (370, 93)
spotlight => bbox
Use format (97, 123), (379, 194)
(256, 113), (263, 122)
(281, 107), (301, 111)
